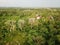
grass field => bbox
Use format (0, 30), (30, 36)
(0, 8), (60, 45)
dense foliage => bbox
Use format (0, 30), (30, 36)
(0, 8), (60, 45)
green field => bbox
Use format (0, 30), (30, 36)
(0, 8), (60, 45)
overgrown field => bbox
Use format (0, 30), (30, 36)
(0, 8), (60, 45)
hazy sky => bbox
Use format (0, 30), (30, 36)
(0, 0), (60, 7)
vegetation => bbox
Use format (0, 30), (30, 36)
(0, 8), (60, 45)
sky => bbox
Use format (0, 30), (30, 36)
(0, 0), (60, 8)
